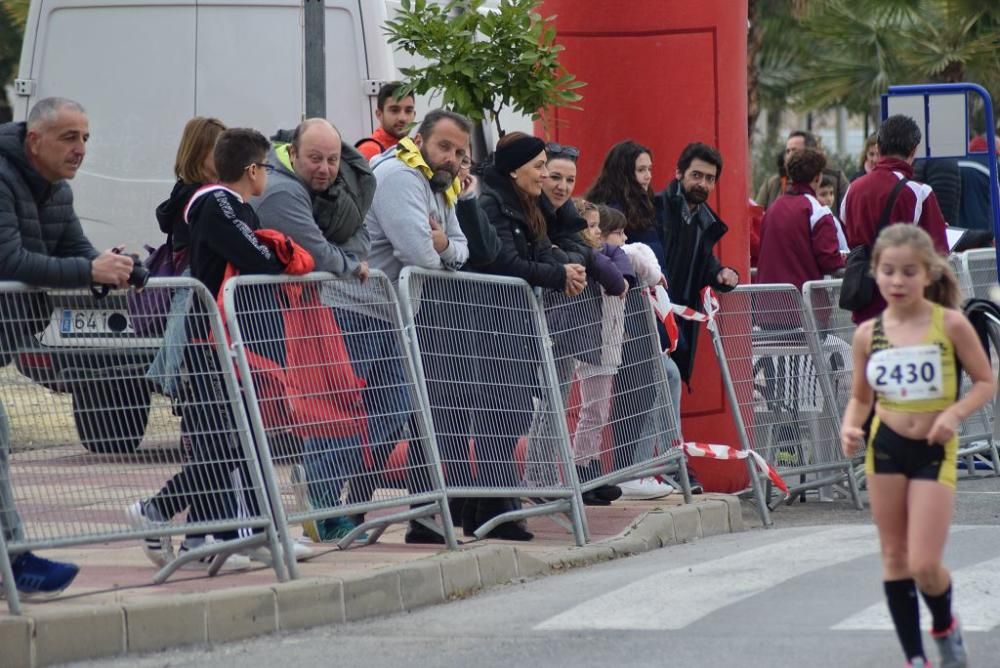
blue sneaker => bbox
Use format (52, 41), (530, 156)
(9, 552), (79, 599)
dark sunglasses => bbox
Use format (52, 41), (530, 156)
(546, 142), (580, 161)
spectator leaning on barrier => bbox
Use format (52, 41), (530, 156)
(366, 108), (471, 544)
(756, 131), (850, 213)
(586, 140), (681, 500)
(757, 147), (846, 291)
(250, 117), (377, 543)
(656, 142), (738, 386)
(840, 114), (949, 325)
(0, 97), (135, 598)
(355, 81), (416, 162)
(367, 108), (470, 283)
(470, 130), (586, 541)
(139, 128), (314, 567)
(254, 118), (372, 280)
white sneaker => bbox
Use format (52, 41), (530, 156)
(125, 499), (174, 567)
(243, 540), (314, 566)
(619, 477), (675, 500)
(177, 538), (251, 572)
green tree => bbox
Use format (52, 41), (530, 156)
(383, 0), (584, 138)
(0, 1), (29, 121)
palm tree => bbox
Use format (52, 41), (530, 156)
(792, 0), (1000, 130)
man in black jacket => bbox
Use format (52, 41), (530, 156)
(656, 142), (739, 388)
(0, 97), (134, 598)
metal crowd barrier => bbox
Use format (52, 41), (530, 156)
(222, 270), (456, 577)
(710, 284), (863, 522)
(397, 267), (588, 545)
(536, 281), (690, 501)
(0, 279), (286, 615)
(804, 270), (1000, 477)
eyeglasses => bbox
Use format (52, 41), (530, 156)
(245, 162), (275, 174)
(546, 142), (580, 161)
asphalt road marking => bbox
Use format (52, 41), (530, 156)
(534, 525), (881, 631)
(833, 555), (1000, 632)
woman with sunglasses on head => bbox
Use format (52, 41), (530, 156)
(524, 143), (628, 503)
(586, 140), (682, 500)
(460, 131), (586, 540)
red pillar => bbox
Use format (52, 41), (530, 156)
(538, 0), (750, 446)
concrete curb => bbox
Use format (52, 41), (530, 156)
(3, 496), (743, 667)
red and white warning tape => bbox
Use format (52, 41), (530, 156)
(682, 441), (790, 496)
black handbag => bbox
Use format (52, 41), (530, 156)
(838, 177), (910, 311)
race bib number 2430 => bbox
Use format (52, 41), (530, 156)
(867, 345), (944, 401)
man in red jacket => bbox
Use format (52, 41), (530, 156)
(355, 82), (416, 161)
(840, 115), (949, 323)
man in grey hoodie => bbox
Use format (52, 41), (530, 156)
(253, 118), (372, 279)
(366, 108), (471, 283)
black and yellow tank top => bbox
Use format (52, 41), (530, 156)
(865, 303), (958, 412)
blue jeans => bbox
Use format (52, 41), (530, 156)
(634, 354), (683, 463)
(336, 309), (414, 501)
(302, 435), (363, 509)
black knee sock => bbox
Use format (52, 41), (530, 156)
(885, 578), (925, 661)
(920, 582), (954, 634)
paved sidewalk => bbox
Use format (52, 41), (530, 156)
(0, 494), (743, 667)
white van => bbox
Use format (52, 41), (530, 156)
(9, 0), (399, 453)
(13, 0), (401, 252)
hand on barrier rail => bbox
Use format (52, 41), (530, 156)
(564, 263), (586, 296)
(716, 266), (740, 288)
(91, 248), (135, 288)
(353, 260), (370, 283)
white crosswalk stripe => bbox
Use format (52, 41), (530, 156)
(535, 525), (998, 634)
(536, 525), (881, 631)
(833, 555), (1000, 632)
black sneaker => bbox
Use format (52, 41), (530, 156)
(582, 490), (611, 506)
(405, 521), (446, 545)
(686, 469), (704, 494)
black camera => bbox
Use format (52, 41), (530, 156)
(114, 248), (149, 289)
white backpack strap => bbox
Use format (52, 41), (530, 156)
(183, 184), (231, 224)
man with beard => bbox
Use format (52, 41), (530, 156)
(366, 108), (470, 282)
(655, 142), (739, 389)
(355, 82), (416, 161)
(361, 109), (470, 544)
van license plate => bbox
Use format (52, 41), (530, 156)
(59, 309), (131, 336)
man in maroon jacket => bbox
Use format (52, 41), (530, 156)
(840, 115), (949, 323)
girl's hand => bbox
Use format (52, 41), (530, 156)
(841, 426), (866, 458)
(927, 409), (960, 445)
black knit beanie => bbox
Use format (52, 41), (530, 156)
(494, 135), (547, 174)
